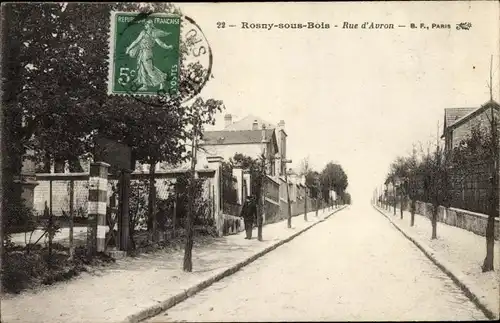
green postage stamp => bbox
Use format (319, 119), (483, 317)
(108, 12), (181, 97)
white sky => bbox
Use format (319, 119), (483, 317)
(176, 1), (500, 203)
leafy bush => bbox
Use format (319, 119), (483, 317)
(126, 174), (213, 248)
(221, 161), (238, 205)
(1, 244), (115, 294)
(3, 200), (37, 235)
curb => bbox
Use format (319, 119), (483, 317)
(372, 204), (498, 320)
(123, 205), (348, 323)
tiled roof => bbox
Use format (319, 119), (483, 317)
(450, 101), (500, 129)
(224, 114), (275, 130)
(444, 107), (476, 128)
(201, 129), (275, 145)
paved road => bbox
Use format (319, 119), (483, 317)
(148, 202), (487, 322)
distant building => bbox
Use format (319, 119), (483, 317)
(198, 114), (292, 223)
(198, 114), (288, 178)
(442, 100), (500, 154)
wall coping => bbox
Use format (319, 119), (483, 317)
(447, 206), (498, 221)
(266, 175), (280, 185)
(417, 201), (498, 222)
(35, 168), (217, 181)
(265, 197), (280, 205)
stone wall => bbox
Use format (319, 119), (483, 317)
(33, 175), (175, 217)
(412, 200), (499, 240)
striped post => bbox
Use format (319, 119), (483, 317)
(87, 162), (110, 255)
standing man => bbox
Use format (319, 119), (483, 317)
(241, 195), (257, 239)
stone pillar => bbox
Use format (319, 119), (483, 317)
(243, 170), (251, 197)
(232, 166), (243, 205)
(87, 162), (110, 254)
(207, 156), (223, 237)
(16, 149), (39, 209)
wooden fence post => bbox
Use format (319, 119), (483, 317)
(120, 169), (131, 252)
(69, 179), (75, 260)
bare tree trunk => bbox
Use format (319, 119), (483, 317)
(183, 131), (198, 272)
(257, 203), (263, 241)
(482, 104), (498, 272)
(47, 178), (55, 268)
(431, 203), (438, 239)
(315, 198), (319, 217)
(304, 188), (308, 221)
(148, 160), (157, 242)
(400, 194), (404, 220)
(410, 199), (416, 227)
(172, 191), (177, 239)
(183, 174), (194, 272)
(393, 185), (396, 216)
(69, 180), (75, 261)
(482, 213), (495, 272)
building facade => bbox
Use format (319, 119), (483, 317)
(442, 101), (500, 154)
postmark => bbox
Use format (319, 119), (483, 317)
(107, 11), (213, 105)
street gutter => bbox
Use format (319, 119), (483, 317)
(372, 204), (498, 320)
(123, 205), (349, 323)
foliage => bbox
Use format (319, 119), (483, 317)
(127, 174), (213, 239)
(230, 153), (266, 201)
(319, 162), (348, 202)
(3, 199), (36, 235)
(305, 170), (320, 198)
(4, 3), (216, 167)
(451, 123), (494, 167)
(169, 173), (212, 227)
(343, 192), (352, 205)
(221, 161), (238, 205)
(2, 244), (114, 294)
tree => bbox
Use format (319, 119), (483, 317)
(320, 162), (348, 204)
(230, 153), (269, 241)
(299, 158), (311, 221)
(3, 3), (223, 248)
(304, 170), (319, 198)
(421, 144), (451, 239)
(343, 192), (352, 205)
(183, 97), (223, 272)
(406, 146), (419, 226)
(481, 101), (498, 272)
(230, 154), (264, 201)
(388, 155), (414, 219)
(385, 169), (398, 216)
(450, 101), (499, 272)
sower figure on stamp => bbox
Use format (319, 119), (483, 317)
(241, 195), (257, 239)
(125, 19), (173, 91)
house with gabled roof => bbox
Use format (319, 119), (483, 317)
(197, 114), (290, 224)
(198, 114), (288, 178)
(441, 100), (500, 153)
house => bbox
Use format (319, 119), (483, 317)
(198, 114), (288, 177)
(198, 114), (291, 223)
(441, 100), (500, 154)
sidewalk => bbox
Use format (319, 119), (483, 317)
(1, 206), (347, 323)
(373, 204), (499, 320)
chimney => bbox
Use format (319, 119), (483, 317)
(224, 114), (232, 128)
(261, 124), (267, 142)
(278, 120), (285, 130)
(252, 120), (259, 130)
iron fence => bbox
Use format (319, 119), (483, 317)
(406, 160), (497, 216)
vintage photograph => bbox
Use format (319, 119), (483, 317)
(0, 1), (499, 322)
